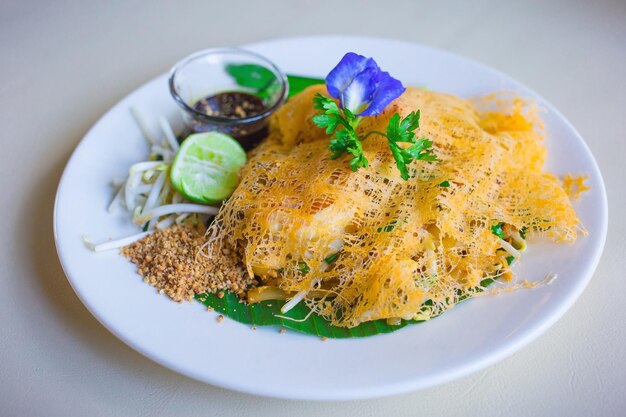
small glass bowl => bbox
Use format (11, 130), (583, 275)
(168, 48), (289, 150)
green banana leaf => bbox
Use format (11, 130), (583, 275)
(195, 292), (421, 338)
(225, 62), (325, 98)
(286, 74), (325, 97)
(195, 278), (495, 338)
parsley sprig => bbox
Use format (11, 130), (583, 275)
(312, 93), (437, 180)
(313, 94), (368, 171)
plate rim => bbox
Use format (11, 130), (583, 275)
(53, 35), (608, 400)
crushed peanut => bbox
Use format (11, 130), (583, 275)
(121, 224), (253, 302)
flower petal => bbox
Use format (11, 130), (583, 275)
(325, 52), (378, 99)
(358, 71), (405, 116)
(341, 67), (379, 114)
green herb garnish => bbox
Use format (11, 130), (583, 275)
(377, 220), (398, 233)
(312, 94), (368, 171)
(491, 222), (505, 239)
(313, 94), (436, 179)
(384, 112), (438, 180)
(298, 261), (310, 275)
(324, 253), (339, 264)
(225, 63), (276, 90)
(520, 226), (528, 239)
(287, 75), (325, 97)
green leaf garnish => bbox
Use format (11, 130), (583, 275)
(491, 222), (505, 239)
(196, 291), (422, 338)
(298, 261), (310, 275)
(225, 63), (276, 90)
(385, 112), (437, 180)
(226, 65), (325, 101)
(195, 276), (498, 338)
(313, 93), (368, 171)
(287, 75), (325, 97)
(312, 96), (436, 180)
(324, 253), (339, 264)
(520, 226), (528, 239)
(439, 180), (450, 187)
(377, 220), (398, 233)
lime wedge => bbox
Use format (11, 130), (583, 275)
(170, 132), (247, 203)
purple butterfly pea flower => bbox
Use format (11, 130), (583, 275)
(325, 52), (405, 117)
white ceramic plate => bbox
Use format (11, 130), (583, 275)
(54, 36), (607, 400)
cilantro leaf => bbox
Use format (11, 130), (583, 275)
(313, 93), (368, 171)
(312, 95), (435, 179)
(313, 93), (342, 115)
(349, 151), (369, 171)
(385, 112), (437, 180)
(405, 138), (436, 160)
(328, 128), (353, 158)
(312, 113), (342, 134)
(400, 109), (420, 132)
(439, 180), (450, 187)
(388, 142), (410, 180)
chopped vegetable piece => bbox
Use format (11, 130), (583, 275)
(377, 220), (398, 233)
(520, 226), (528, 239)
(491, 222), (505, 239)
(298, 261), (310, 274)
(324, 253), (339, 264)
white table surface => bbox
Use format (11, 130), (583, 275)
(1, 0), (624, 415)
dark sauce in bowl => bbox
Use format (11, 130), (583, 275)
(189, 92), (269, 150)
(193, 92), (266, 119)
